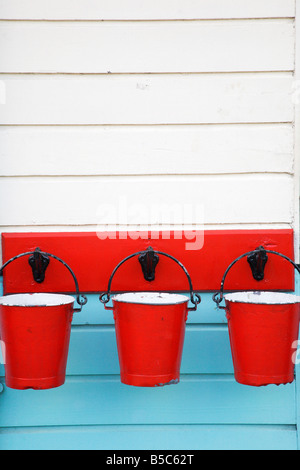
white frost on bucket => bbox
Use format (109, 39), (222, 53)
(0, 293), (75, 307)
(113, 292), (189, 305)
(224, 291), (300, 305)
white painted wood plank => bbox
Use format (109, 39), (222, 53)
(0, 20), (294, 73)
(0, 175), (293, 226)
(0, 0), (295, 20)
(0, 125), (294, 176)
(0, 74), (293, 125)
(0, 224), (291, 233)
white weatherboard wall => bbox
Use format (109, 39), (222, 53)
(0, 0), (299, 451)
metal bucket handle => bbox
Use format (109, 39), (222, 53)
(99, 249), (201, 311)
(0, 249), (88, 312)
(213, 247), (300, 309)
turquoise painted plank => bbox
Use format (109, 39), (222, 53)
(65, 325), (233, 375)
(0, 376), (295, 428)
(0, 425), (296, 451)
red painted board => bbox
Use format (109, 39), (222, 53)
(1, 230), (295, 295)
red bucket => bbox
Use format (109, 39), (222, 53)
(112, 292), (190, 387)
(0, 293), (75, 390)
(225, 291), (300, 387)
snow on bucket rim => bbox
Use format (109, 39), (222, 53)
(112, 292), (190, 305)
(0, 293), (75, 307)
(224, 291), (300, 305)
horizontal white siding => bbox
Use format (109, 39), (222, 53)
(0, 125), (294, 176)
(0, 20), (294, 73)
(0, 175), (293, 226)
(0, 2), (296, 237)
(0, 74), (294, 125)
(0, 0), (295, 20)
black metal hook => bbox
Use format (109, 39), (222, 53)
(28, 248), (50, 284)
(138, 247), (159, 282)
(247, 246), (268, 281)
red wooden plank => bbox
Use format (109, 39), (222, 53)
(1, 230), (295, 294)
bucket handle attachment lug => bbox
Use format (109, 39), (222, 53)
(100, 248), (201, 312)
(0, 249), (87, 312)
(213, 247), (300, 309)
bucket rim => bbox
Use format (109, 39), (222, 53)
(224, 291), (300, 305)
(0, 293), (76, 307)
(112, 292), (190, 306)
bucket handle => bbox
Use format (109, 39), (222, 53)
(213, 247), (300, 309)
(0, 249), (88, 312)
(99, 249), (201, 311)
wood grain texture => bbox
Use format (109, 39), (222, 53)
(0, 0), (295, 20)
(0, 20), (294, 73)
